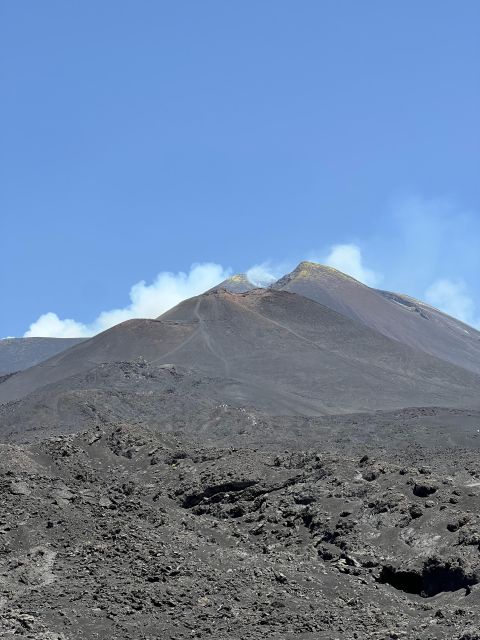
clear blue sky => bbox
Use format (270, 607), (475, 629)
(1, 1), (479, 336)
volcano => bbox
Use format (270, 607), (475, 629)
(271, 261), (480, 374)
(2, 264), (480, 640)
(1, 283), (479, 439)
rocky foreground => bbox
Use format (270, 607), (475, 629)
(1, 424), (480, 639)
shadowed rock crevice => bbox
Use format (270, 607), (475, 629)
(181, 480), (258, 508)
(379, 559), (478, 597)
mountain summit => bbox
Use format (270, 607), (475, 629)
(210, 273), (256, 293)
(271, 261), (480, 375)
(1, 286), (480, 425)
(3, 261), (480, 389)
(274, 260), (361, 286)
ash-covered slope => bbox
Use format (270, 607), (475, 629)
(272, 262), (480, 375)
(0, 317), (198, 404)
(0, 360), (266, 442)
(1, 289), (480, 422)
(0, 337), (85, 376)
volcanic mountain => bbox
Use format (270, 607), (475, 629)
(1, 286), (480, 439)
(3, 268), (480, 640)
(0, 337), (85, 376)
(271, 261), (480, 374)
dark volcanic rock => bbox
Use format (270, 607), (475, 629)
(0, 425), (480, 639)
(413, 481), (438, 497)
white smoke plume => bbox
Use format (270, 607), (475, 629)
(375, 196), (480, 329)
(20, 199), (480, 338)
(24, 250), (380, 338)
(246, 246), (382, 289)
(246, 262), (291, 287)
(24, 263), (231, 338)
(321, 243), (381, 287)
(425, 279), (480, 329)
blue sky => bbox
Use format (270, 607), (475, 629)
(1, 1), (479, 337)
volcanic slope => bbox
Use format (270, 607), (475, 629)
(271, 261), (480, 375)
(1, 289), (480, 422)
(0, 337), (85, 376)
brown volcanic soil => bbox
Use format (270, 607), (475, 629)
(2, 423), (480, 639)
(1, 289), (480, 417)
